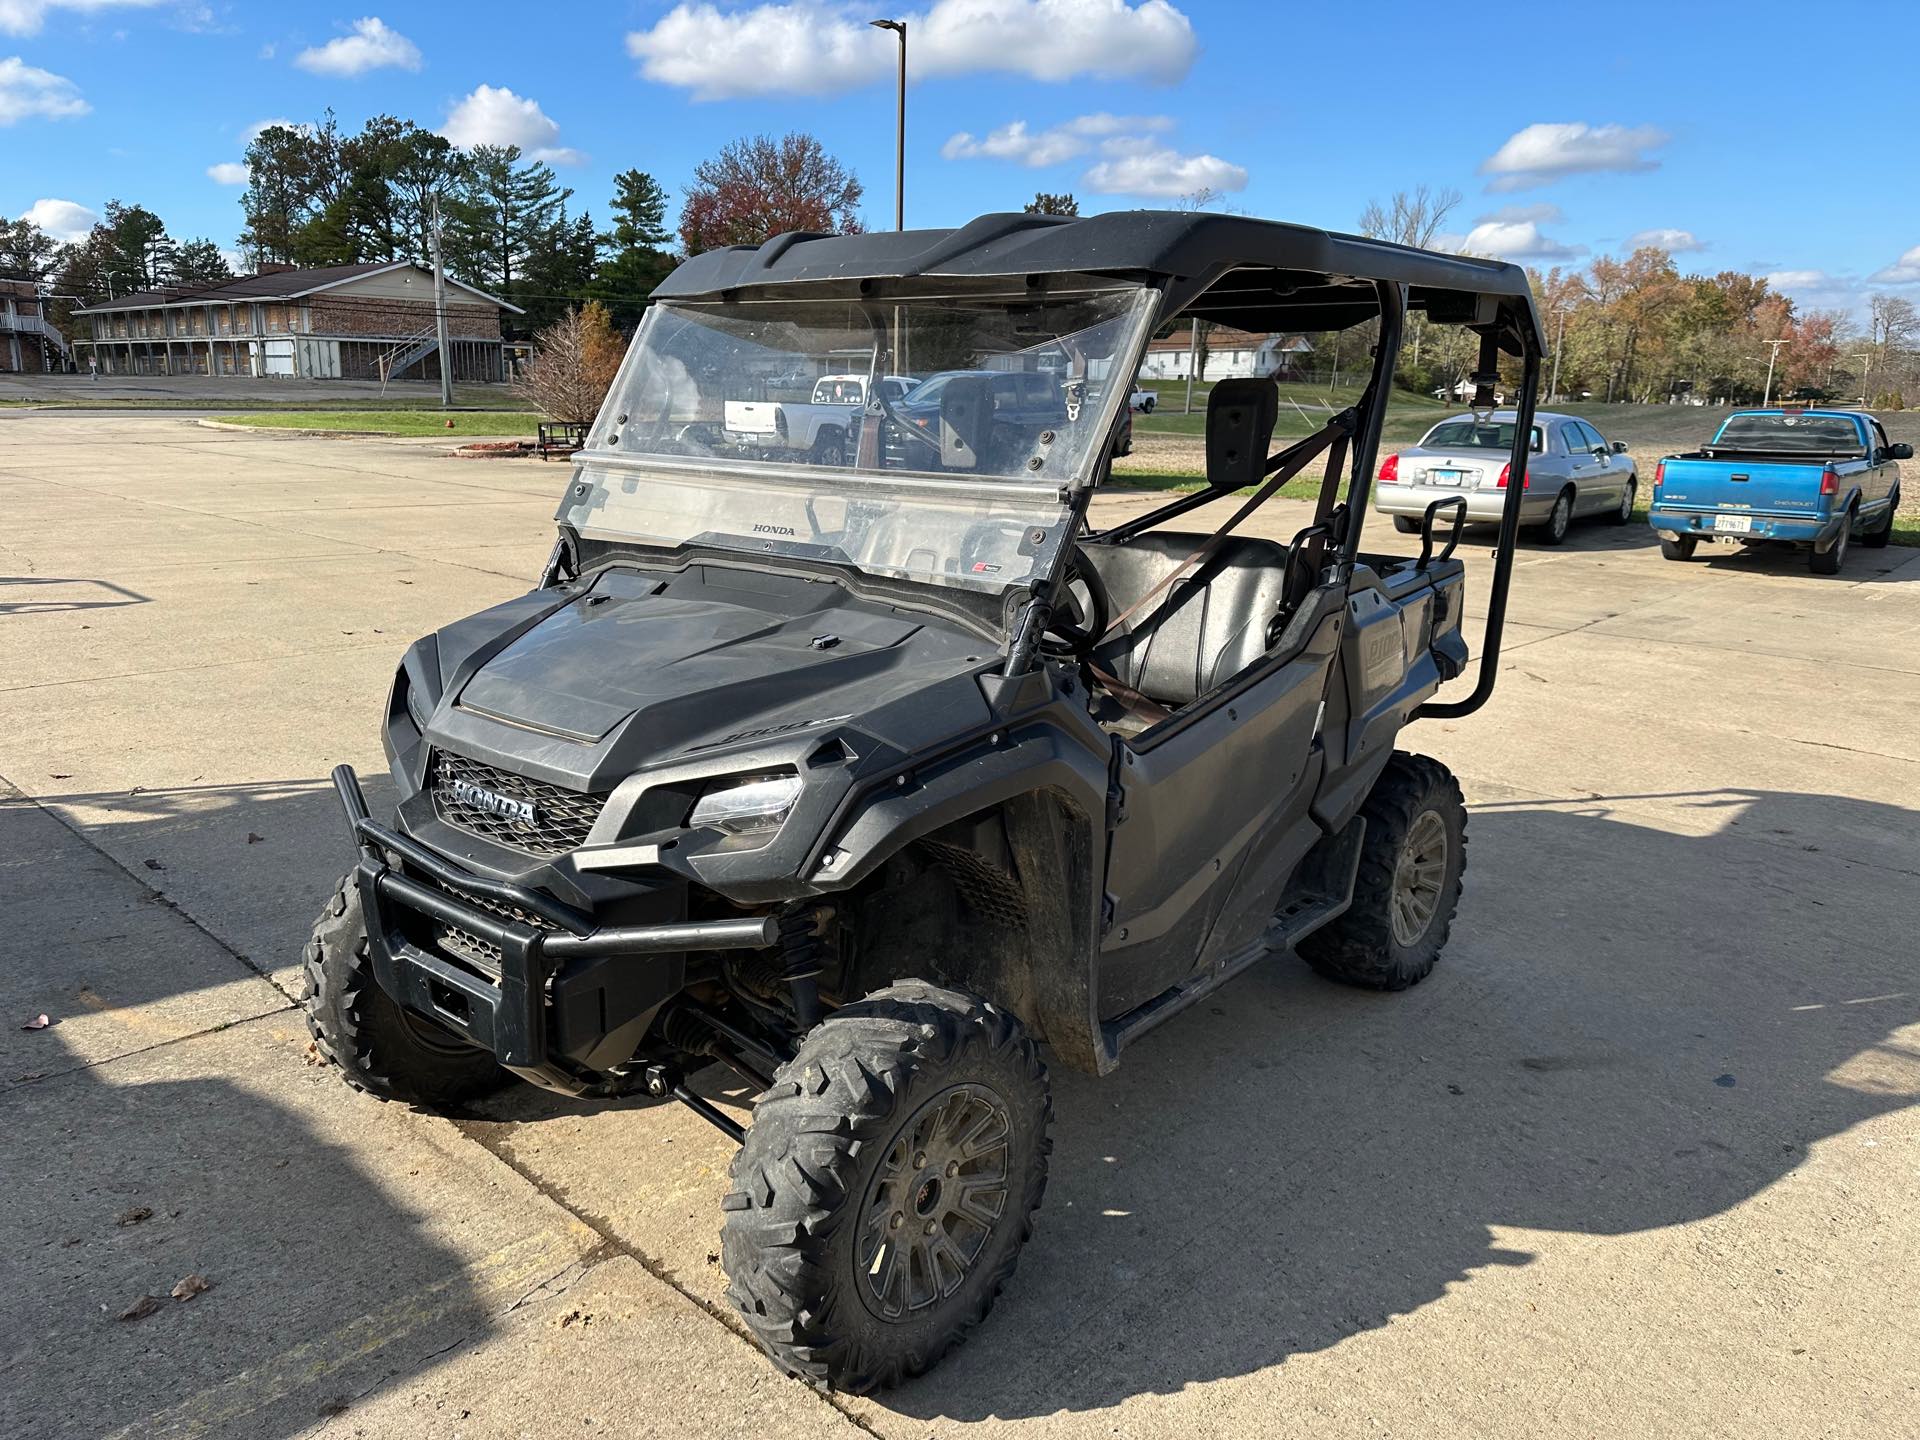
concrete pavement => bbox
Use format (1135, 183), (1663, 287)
(2, 413), (1916, 1438)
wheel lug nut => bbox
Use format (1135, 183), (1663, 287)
(923, 1220), (937, 1235)
(913, 1152), (927, 1168)
(889, 1212), (902, 1230)
(945, 1162), (958, 1177)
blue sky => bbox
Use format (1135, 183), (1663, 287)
(5, 0), (1918, 314)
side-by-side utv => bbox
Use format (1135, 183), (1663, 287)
(306, 211), (1544, 1391)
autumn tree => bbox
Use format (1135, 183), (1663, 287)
(678, 132), (863, 254)
(515, 301), (624, 422)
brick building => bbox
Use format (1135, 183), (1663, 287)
(1, 278), (71, 373)
(72, 261), (520, 383)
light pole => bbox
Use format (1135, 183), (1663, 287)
(1760, 338), (1788, 407)
(1851, 350), (1873, 406)
(870, 19), (906, 230)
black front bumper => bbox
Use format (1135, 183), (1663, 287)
(332, 765), (779, 1094)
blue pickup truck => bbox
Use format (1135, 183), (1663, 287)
(1648, 408), (1907, 572)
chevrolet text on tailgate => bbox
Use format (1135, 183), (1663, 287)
(1649, 408), (1907, 573)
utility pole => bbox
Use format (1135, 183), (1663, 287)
(1851, 350), (1873, 406)
(1760, 337), (1788, 408)
(870, 20), (906, 230)
(1184, 319), (1207, 414)
(429, 193), (453, 409)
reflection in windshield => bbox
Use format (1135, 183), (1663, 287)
(556, 285), (1157, 596)
(1713, 415), (1865, 455)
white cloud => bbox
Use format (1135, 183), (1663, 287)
(1479, 122), (1669, 191)
(1869, 244), (1920, 285)
(19, 196), (97, 241)
(206, 160), (248, 184)
(942, 113), (1171, 167)
(1461, 219), (1583, 261)
(1626, 226), (1704, 253)
(293, 16), (421, 76)
(441, 84), (584, 165)
(244, 116), (306, 140)
(626, 0), (1197, 100)
(0, 0), (161, 37)
(0, 54), (88, 123)
(1083, 136), (1245, 198)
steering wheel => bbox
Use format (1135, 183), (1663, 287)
(1041, 547), (1111, 658)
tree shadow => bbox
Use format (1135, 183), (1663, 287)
(871, 785), (1919, 1421)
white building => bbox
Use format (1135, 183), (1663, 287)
(1138, 325), (1313, 381)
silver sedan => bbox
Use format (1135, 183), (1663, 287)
(1372, 410), (1639, 545)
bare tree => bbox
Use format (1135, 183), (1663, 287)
(1357, 185), (1463, 250)
(514, 302), (624, 423)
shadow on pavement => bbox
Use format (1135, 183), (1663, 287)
(872, 786), (1918, 1422)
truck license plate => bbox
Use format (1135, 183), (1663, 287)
(1714, 515), (1753, 534)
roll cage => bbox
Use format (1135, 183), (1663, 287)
(655, 210), (1546, 717)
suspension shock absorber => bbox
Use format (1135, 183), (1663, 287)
(777, 906), (830, 1032)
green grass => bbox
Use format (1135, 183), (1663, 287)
(219, 409), (540, 437)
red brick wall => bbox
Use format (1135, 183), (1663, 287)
(310, 295), (501, 340)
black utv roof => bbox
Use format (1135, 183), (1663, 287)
(654, 210), (1545, 355)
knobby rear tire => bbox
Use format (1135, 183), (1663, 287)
(1298, 752), (1467, 991)
(721, 980), (1051, 1392)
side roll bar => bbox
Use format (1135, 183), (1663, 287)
(1416, 341), (1543, 720)
(1337, 280), (1407, 566)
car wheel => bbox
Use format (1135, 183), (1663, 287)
(1810, 507), (1853, 574)
(812, 429), (847, 467)
(1608, 480), (1637, 525)
(722, 980), (1051, 1393)
(1392, 515), (1421, 535)
(1142, 397), (1155, 413)
(1537, 488), (1574, 545)
(303, 874), (503, 1106)
(1861, 488), (1898, 549)
(1659, 535), (1698, 561)
(1299, 752), (1466, 991)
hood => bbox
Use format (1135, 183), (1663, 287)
(447, 565), (984, 766)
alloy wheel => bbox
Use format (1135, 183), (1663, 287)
(1390, 808), (1449, 947)
(857, 1083), (1012, 1321)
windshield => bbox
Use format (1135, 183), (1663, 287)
(557, 285), (1155, 596)
(1422, 419), (1542, 453)
(1712, 413), (1865, 455)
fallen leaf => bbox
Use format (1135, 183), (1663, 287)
(21, 1014), (50, 1031)
(50, 772), (72, 779)
(116, 1206), (153, 1227)
(117, 1294), (162, 1322)
(245, 832), (265, 844)
(170, 1273), (211, 1301)
(142, 859), (165, 872)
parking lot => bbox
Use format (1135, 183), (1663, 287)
(4, 412), (1917, 1439)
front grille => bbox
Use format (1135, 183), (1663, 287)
(432, 883), (562, 978)
(430, 751), (605, 857)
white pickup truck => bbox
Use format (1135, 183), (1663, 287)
(723, 374), (918, 465)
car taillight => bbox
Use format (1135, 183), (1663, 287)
(1378, 453), (1399, 483)
(1496, 463), (1524, 489)
(1653, 460), (1665, 491)
(1820, 468), (1838, 496)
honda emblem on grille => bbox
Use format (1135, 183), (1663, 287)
(446, 776), (538, 826)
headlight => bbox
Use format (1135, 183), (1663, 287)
(689, 774), (802, 838)
(404, 678), (433, 732)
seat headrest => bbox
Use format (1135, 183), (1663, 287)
(1206, 378), (1278, 491)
